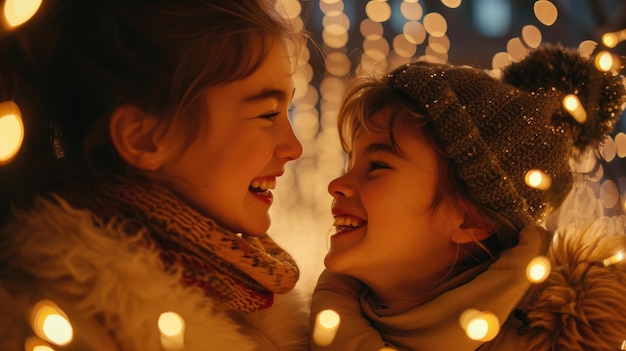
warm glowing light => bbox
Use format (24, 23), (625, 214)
(577, 40), (597, 58)
(526, 256), (551, 283)
(521, 25), (542, 48)
(441, 0), (462, 9)
(595, 51), (618, 72)
(621, 339), (626, 350)
(533, 0), (558, 26)
(603, 33), (618, 48)
(360, 19), (384, 40)
(3, 0), (42, 28)
(159, 312), (185, 350)
(393, 34), (417, 58)
(600, 179), (619, 209)
(524, 169), (552, 191)
(403, 21), (427, 45)
(33, 346), (55, 351)
(325, 52), (351, 77)
(460, 309), (500, 341)
(602, 29), (626, 48)
(319, 0), (344, 15)
(423, 12), (447, 37)
(275, 0), (302, 19)
(25, 336), (55, 351)
(603, 252), (624, 267)
(0, 101), (24, 165)
(313, 309), (340, 346)
(400, 1), (423, 21)
(323, 12), (350, 33)
(322, 29), (349, 49)
(159, 312), (184, 336)
(507, 37), (528, 62)
(365, 1), (391, 23)
(492, 52), (512, 70)
(562, 94), (587, 123)
(363, 37), (390, 61)
(30, 300), (73, 346)
(616, 132), (626, 158)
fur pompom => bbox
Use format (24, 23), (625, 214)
(520, 218), (626, 351)
(502, 44), (626, 151)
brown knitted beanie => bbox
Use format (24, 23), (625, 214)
(387, 44), (626, 245)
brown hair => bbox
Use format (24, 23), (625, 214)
(9, 0), (306, 176)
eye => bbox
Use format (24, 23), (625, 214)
(259, 112), (280, 120)
(368, 161), (390, 172)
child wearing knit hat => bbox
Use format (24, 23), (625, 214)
(310, 44), (626, 351)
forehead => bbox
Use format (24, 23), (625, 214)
(349, 108), (427, 158)
(205, 43), (295, 100)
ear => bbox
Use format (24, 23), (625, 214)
(109, 105), (165, 171)
(445, 205), (492, 244)
(450, 225), (491, 245)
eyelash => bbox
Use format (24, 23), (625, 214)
(368, 161), (390, 172)
(259, 112), (280, 120)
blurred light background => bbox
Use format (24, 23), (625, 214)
(268, 0), (626, 289)
(1, 0), (626, 290)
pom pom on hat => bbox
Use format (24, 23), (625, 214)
(502, 44), (626, 152)
(386, 44), (626, 246)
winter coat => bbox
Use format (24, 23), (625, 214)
(310, 219), (626, 351)
(0, 196), (310, 351)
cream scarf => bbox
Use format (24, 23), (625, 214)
(361, 226), (550, 350)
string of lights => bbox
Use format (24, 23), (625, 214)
(1, 1), (625, 350)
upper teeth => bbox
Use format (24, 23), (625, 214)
(251, 179), (276, 190)
(333, 215), (365, 228)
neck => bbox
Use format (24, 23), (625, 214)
(362, 259), (491, 309)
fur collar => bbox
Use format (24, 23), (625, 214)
(0, 197), (310, 350)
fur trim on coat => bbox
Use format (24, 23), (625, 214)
(0, 197), (310, 351)
(520, 216), (626, 351)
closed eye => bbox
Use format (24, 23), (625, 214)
(259, 112), (280, 120)
(369, 161), (390, 172)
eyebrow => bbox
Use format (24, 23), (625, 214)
(348, 142), (398, 165)
(364, 142), (397, 155)
(241, 88), (296, 103)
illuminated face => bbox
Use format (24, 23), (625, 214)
(154, 42), (302, 236)
(326, 108), (461, 299)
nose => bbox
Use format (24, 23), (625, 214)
(328, 173), (353, 198)
(277, 117), (303, 161)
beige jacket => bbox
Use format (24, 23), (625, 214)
(311, 219), (626, 351)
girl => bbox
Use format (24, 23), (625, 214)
(311, 45), (626, 350)
(0, 0), (309, 350)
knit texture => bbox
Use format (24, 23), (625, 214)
(57, 176), (300, 312)
(387, 45), (626, 246)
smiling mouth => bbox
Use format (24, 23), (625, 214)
(249, 178), (276, 194)
(333, 214), (366, 233)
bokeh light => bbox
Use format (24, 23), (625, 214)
(460, 309), (500, 342)
(0, 101), (24, 165)
(562, 94), (587, 123)
(313, 309), (341, 346)
(30, 300), (73, 346)
(526, 256), (551, 283)
(525, 169), (552, 191)
(3, 0), (42, 28)
(533, 0), (558, 26)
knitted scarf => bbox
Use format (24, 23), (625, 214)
(56, 176), (300, 312)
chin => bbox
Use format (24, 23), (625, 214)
(323, 252), (349, 274)
(241, 222), (271, 237)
